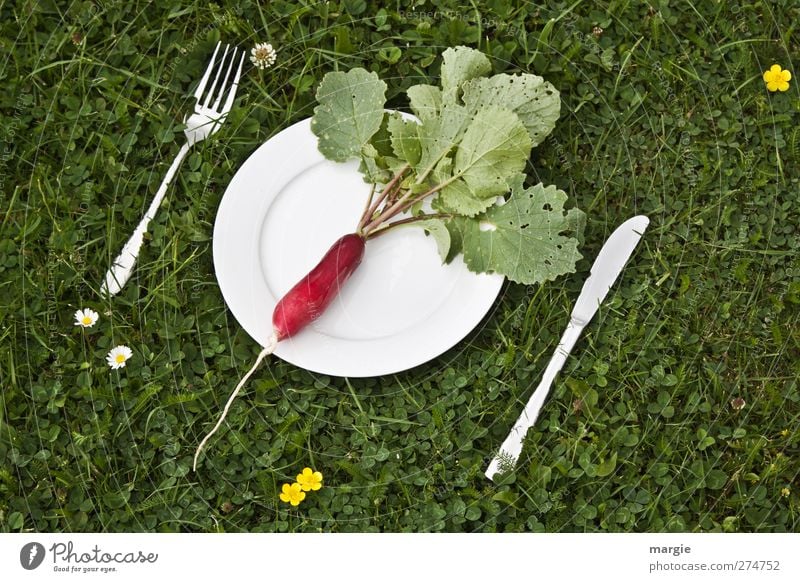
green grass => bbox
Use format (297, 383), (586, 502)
(1, 0), (798, 532)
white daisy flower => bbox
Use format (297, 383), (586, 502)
(250, 42), (277, 70)
(74, 308), (99, 328)
(106, 345), (133, 370)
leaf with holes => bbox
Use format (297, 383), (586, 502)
(447, 181), (584, 284)
(307, 46), (582, 293)
(407, 84), (442, 122)
(387, 112), (421, 165)
(413, 102), (471, 180)
(461, 73), (561, 147)
(440, 46), (492, 97)
(310, 68), (387, 162)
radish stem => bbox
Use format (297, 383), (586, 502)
(192, 332), (279, 472)
(384, 178), (405, 207)
(365, 213), (453, 239)
(362, 179), (451, 235)
(362, 189), (414, 233)
(357, 164), (410, 232)
(358, 183), (377, 230)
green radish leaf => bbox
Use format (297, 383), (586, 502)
(448, 180), (584, 284)
(433, 162), (502, 217)
(369, 112), (397, 159)
(443, 213), (464, 263)
(440, 46), (492, 96)
(359, 114), (396, 184)
(415, 103), (470, 179)
(358, 155), (391, 184)
(462, 73), (561, 146)
(311, 68), (387, 162)
(450, 107), (531, 199)
(385, 155), (409, 176)
(407, 84), (442, 122)
(387, 113), (421, 165)
(436, 181), (498, 216)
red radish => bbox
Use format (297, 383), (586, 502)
(193, 233), (366, 471)
(272, 233), (366, 340)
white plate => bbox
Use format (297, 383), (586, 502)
(212, 115), (504, 377)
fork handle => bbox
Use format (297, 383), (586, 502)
(101, 143), (191, 296)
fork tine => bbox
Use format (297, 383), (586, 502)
(202, 43), (230, 108)
(220, 51), (245, 115)
(193, 41), (221, 102)
(210, 46), (238, 111)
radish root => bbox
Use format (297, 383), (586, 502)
(192, 332), (278, 472)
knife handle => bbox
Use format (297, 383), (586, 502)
(485, 318), (584, 481)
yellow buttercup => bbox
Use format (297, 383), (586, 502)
(763, 64), (791, 92)
(279, 483), (306, 507)
(296, 467), (323, 492)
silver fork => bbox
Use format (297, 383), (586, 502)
(100, 41), (245, 296)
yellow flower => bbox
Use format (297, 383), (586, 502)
(279, 482), (306, 506)
(781, 429), (790, 437)
(781, 487), (790, 498)
(296, 467), (323, 492)
(763, 64), (791, 92)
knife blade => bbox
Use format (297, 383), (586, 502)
(485, 215), (649, 481)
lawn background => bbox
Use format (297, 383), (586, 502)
(1, 0), (798, 532)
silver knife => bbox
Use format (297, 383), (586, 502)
(485, 215), (650, 481)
